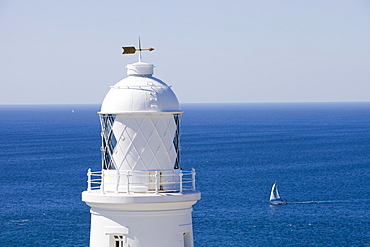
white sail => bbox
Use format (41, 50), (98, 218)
(275, 184), (281, 199)
(270, 182), (277, 201)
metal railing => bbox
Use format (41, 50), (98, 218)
(86, 168), (197, 194)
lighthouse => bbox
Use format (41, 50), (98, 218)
(82, 45), (201, 247)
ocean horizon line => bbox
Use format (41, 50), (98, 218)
(0, 101), (369, 107)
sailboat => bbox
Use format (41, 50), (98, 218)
(270, 182), (287, 205)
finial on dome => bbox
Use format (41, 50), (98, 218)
(138, 36), (142, 62)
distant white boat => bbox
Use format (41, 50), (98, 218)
(270, 182), (287, 205)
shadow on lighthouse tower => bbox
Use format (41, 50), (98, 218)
(82, 47), (201, 247)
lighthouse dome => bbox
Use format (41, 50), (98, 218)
(100, 61), (180, 113)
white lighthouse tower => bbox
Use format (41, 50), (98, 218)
(82, 45), (201, 247)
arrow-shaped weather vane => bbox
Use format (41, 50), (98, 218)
(122, 46), (154, 54)
(122, 37), (154, 62)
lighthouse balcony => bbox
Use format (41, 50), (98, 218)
(85, 168), (197, 194)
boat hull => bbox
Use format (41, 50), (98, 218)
(270, 199), (287, 205)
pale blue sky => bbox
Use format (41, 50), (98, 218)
(0, 0), (369, 104)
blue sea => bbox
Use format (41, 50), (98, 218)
(0, 103), (369, 246)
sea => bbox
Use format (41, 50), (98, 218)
(0, 102), (369, 247)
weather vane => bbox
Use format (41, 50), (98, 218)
(122, 37), (154, 62)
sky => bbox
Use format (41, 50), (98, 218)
(0, 0), (369, 104)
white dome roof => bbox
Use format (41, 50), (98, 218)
(100, 61), (180, 113)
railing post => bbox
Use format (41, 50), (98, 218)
(126, 171), (130, 194)
(155, 171), (159, 194)
(115, 170), (120, 194)
(87, 168), (91, 192)
(101, 170), (105, 194)
(191, 168), (196, 191)
(179, 170), (183, 193)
